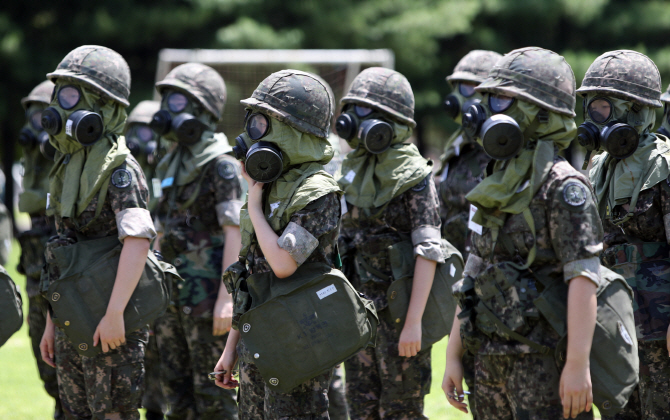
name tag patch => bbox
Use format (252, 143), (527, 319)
(468, 204), (483, 235)
(317, 284), (337, 300)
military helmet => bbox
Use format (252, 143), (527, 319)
(341, 67), (416, 128)
(47, 45), (131, 107)
(477, 47), (576, 117)
(447, 50), (502, 85)
(126, 100), (161, 126)
(241, 69), (333, 138)
(661, 83), (670, 104)
(21, 80), (55, 109)
(577, 50), (662, 108)
(156, 63), (227, 120)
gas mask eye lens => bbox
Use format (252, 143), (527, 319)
(246, 113), (270, 140)
(135, 126), (154, 142)
(458, 82), (477, 98)
(354, 106), (373, 117)
(167, 92), (188, 113)
(29, 111), (43, 130)
(489, 95), (515, 113)
(587, 98), (612, 123)
(57, 85), (81, 110)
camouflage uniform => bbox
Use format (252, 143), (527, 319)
(154, 154), (242, 420)
(18, 79), (62, 418)
(125, 100), (165, 419)
(576, 50), (670, 420)
(238, 192), (341, 420)
(466, 157), (600, 420)
(339, 176), (441, 420)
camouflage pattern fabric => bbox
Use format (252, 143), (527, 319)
(477, 47), (577, 117)
(54, 326), (148, 419)
(154, 305), (237, 420)
(344, 309), (431, 420)
(437, 140), (490, 259)
(156, 63), (227, 120)
(469, 156), (602, 355)
(576, 50), (663, 108)
(27, 294), (63, 419)
(47, 45), (131, 106)
(142, 324), (165, 418)
(241, 70), (333, 138)
(473, 353), (593, 420)
(341, 67), (416, 128)
(239, 191), (341, 418)
(19, 215), (55, 295)
(447, 50), (503, 85)
(328, 365), (348, 420)
(602, 340), (670, 420)
(339, 176), (441, 419)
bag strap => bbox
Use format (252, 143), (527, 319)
(356, 254), (393, 282)
(476, 301), (552, 355)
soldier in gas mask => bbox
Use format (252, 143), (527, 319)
(443, 47), (605, 419)
(579, 50), (670, 420)
(336, 67), (443, 419)
(38, 45), (159, 419)
(17, 80), (62, 419)
(151, 63), (242, 420)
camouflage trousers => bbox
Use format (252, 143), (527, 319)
(328, 365), (348, 420)
(54, 325), (148, 420)
(142, 323), (166, 419)
(473, 352), (593, 420)
(602, 340), (670, 420)
(344, 308), (431, 420)
(237, 339), (331, 420)
(153, 305), (238, 420)
(27, 287), (64, 419)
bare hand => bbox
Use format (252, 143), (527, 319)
(213, 298), (233, 336)
(240, 165), (264, 209)
(40, 315), (56, 368)
(559, 359), (593, 419)
(398, 321), (421, 357)
(442, 356), (468, 414)
(93, 312), (126, 353)
(214, 346), (239, 389)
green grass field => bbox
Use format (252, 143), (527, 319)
(0, 240), (598, 419)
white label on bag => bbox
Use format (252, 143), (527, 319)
(341, 195), (348, 215)
(618, 321), (633, 345)
(344, 170), (356, 183)
(450, 263), (456, 277)
(152, 178), (163, 198)
(468, 204), (483, 235)
(46, 193), (50, 209)
(317, 284), (337, 300)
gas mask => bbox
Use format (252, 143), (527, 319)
(126, 124), (158, 164)
(232, 112), (284, 183)
(443, 82), (482, 124)
(577, 96), (642, 167)
(19, 104), (57, 160)
(149, 91), (209, 145)
(335, 105), (394, 154)
(41, 84), (104, 147)
(462, 94), (527, 160)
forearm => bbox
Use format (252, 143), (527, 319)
(153, 232), (163, 252)
(248, 205), (297, 278)
(446, 306), (465, 361)
(566, 275), (597, 363)
(106, 237), (151, 315)
(405, 256), (437, 324)
(226, 327), (241, 349)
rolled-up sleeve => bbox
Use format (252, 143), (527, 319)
(563, 256), (601, 285)
(411, 225), (445, 263)
(277, 221), (319, 265)
(216, 200), (243, 227)
(116, 208), (156, 241)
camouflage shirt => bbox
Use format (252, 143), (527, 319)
(339, 175), (442, 311)
(44, 155), (154, 288)
(469, 157), (603, 354)
(247, 192), (341, 275)
(438, 139), (490, 258)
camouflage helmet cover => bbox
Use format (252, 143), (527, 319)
(47, 45), (131, 107)
(577, 50), (662, 108)
(155, 63), (227, 120)
(476, 47), (577, 117)
(125, 100), (161, 127)
(21, 80), (55, 109)
(446, 50), (503, 85)
(341, 67), (416, 128)
(661, 83), (670, 104)
(240, 69), (333, 138)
